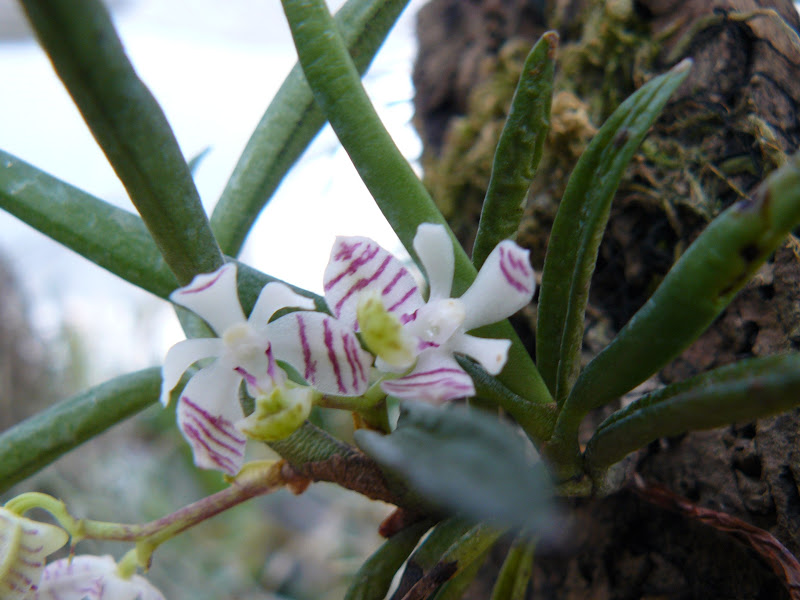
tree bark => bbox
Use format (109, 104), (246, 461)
(413, 0), (800, 597)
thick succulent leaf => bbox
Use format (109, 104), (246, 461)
(584, 353), (800, 475)
(211, 0), (412, 257)
(472, 32), (557, 269)
(177, 364), (247, 475)
(460, 241), (535, 331)
(355, 401), (552, 528)
(268, 311), (373, 396)
(381, 352), (475, 403)
(324, 236), (423, 329)
(20, 0), (223, 284)
(0, 368), (161, 493)
(536, 59), (692, 405)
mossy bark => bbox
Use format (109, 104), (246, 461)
(413, 0), (800, 597)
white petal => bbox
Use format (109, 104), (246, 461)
(248, 281), (315, 336)
(177, 363), (246, 475)
(459, 241), (535, 331)
(268, 311), (373, 396)
(381, 351), (475, 403)
(160, 338), (223, 406)
(37, 555), (165, 600)
(0, 508), (68, 600)
(413, 223), (454, 301)
(324, 236), (423, 329)
(170, 263), (245, 334)
(449, 333), (511, 375)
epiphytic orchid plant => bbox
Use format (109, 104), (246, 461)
(2, 0), (800, 598)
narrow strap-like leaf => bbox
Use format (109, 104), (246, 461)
(548, 150), (800, 480)
(536, 60), (691, 404)
(212, 0), (410, 257)
(281, 0), (552, 408)
(0, 368), (161, 494)
(584, 354), (800, 478)
(490, 533), (537, 600)
(20, 0), (223, 284)
(344, 520), (432, 600)
(0, 150), (178, 299)
(430, 531), (496, 600)
(472, 32), (557, 269)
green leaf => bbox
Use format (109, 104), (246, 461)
(0, 368), (161, 494)
(490, 533), (536, 600)
(472, 32), (557, 269)
(548, 149), (800, 479)
(344, 520), (432, 600)
(536, 60), (691, 405)
(355, 402), (552, 528)
(583, 353), (800, 477)
(20, 0), (223, 283)
(212, 0), (411, 257)
(431, 526), (499, 600)
(280, 0), (553, 409)
(0, 150), (178, 299)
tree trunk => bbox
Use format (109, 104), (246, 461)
(413, 0), (800, 597)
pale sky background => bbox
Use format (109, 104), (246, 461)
(0, 0), (425, 383)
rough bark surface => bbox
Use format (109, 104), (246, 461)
(413, 0), (800, 597)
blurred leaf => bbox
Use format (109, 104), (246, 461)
(536, 60), (691, 405)
(472, 32), (557, 269)
(212, 0), (412, 257)
(344, 520), (431, 600)
(355, 402), (552, 528)
(187, 147), (212, 176)
(584, 353), (800, 475)
(20, 0), (223, 283)
(0, 368), (161, 494)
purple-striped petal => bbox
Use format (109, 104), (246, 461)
(248, 282), (315, 337)
(267, 311), (373, 396)
(413, 224), (454, 301)
(170, 264), (245, 335)
(381, 351), (475, 403)
(177, 363), (246, 475)
(0, 508), (68, 600)
(324, 236), (423, 330)
(37, 555), (165, 600)
(459, 241), (535, 331)
(449, 333), (511, 375)
(160, 338), (224, 406)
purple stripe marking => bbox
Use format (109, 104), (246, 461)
(499, 247), (530, 294)
(296, 314), (316, 381)
(341, 332), (360, 390)
(182, 397), (244, 444)
(334, 240), (362, 261)
(392, 367), (465, 380)
(325, 244), (380, 292)
(182, 424), (238, 473)
(384, 376), (473, 392)
(234, 366), (258, 388)
(382, 268), (407, 296)
(388, 286), (418, 313)
(179, 266), (227, 295)
(334, 255), (392, 313)
(323, 318), (346, 393)
(183, 415), (243, 458)
(417, 340), (440, 351)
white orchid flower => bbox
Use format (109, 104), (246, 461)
(0, 507), (68, 599)
(35, 555), (164, 600)
(323, 224), (535, 403)
(161, 264), (372, 475)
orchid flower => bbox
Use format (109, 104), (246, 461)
(323, 224), (535, 403)
(35, 555), (164, 600)
(0, 507), (68, 599)
(162, 264), (372, 475)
